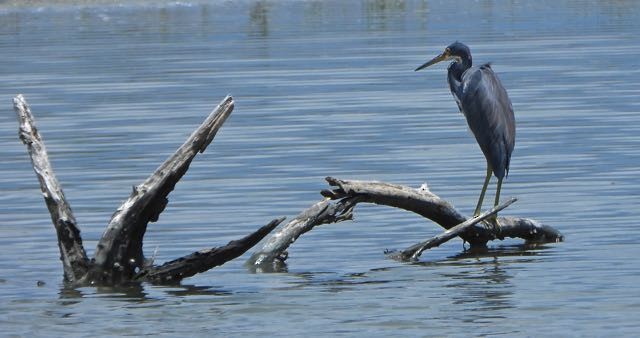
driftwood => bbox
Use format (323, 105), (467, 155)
(14, 94), (283, 285)
(16, 93), (563, 283)
(247, 177), (563, 270)
(136, 217), (285, 283)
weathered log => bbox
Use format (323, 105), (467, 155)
(249, 177), (563, 269)
(13, 94), (90, 283)
(14, 94), (282, 285)
(322, 177), (563, 245)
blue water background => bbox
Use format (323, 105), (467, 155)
(1, 1), (639, 336)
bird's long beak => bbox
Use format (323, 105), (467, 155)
(415, 51), (449, 71)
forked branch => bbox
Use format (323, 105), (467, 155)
(14, 94), (562, 284)
(15, 94), (282, 285)
(91, 96), (235, 283)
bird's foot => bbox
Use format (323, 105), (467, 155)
(487, 216), (504, 240)
(475, 212), (503, 240)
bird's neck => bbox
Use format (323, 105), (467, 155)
(448, 57), (472, 82)
(447, 58), (471, 99)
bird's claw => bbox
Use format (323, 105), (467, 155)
(487, 216), (504, 240)
(475, 213), (503, 240)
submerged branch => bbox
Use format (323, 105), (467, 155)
(139, 218), (285, 283)
(13, 94), (90, 283)
(247, 197), (360, 272)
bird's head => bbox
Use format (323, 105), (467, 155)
(415, 41), (471, 71)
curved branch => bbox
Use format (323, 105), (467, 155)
(323, 177), (563, 246)
(322, 177), (493, 244)
(246, 197), (360, 272)
(250, 177), (563, 270)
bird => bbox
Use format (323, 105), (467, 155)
(415, 41), (515, 228)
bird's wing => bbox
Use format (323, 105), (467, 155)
(459, 64), (516, 178)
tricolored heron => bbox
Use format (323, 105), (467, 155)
(415, 42), (515, 226)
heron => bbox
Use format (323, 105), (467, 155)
(415, 41), (515, 227)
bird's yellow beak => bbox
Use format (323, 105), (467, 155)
(415, 49), (450, 71)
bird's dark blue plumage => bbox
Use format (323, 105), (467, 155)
(450, 62), (515, 179)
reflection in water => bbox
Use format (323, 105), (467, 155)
(58, 287), (84, 306)
(270, 245), (549, 297)
(247, 258), (289, 274)
(164, 284), (232, 297)
(248, 2), (270, 37)
(415, 245), (550, 320)
(58, 283), (149, 302)
(58, 282), (231, 303)
(363, 0), (407, 31)
(443, 256), (514, 317)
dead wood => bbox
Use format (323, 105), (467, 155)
(14, 94), (563, 283)
(90, 96), (235, 283)
(323, 177), (562, 245)
(13, 94), (90, 283)
(246, 197), (361, 272)
(137, 217), (284, 283)
(249, 177), (563, 269)
(14, 94), (281, 285)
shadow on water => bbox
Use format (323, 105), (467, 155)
(248, 2), (269, 37)
(53, 244), (554, 301)
(411, 244), (554, 316)
(280, 270), (395, 294)
(58, 282), (232, 303)
(261, 243), (554, 295)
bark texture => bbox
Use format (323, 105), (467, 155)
(14, 94), (90, 283)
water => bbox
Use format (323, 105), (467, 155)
(1, 0), (639, 336)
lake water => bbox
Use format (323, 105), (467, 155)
(1, 0), (639, 336)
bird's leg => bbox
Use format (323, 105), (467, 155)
(473, 163), (492, 217)
(490, 176), (504, 235)
(494, 176), (503, 210)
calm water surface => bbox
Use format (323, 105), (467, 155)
(1, 0), (639, 336)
